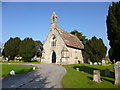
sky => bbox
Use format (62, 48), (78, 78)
(2, 2), (112, 54)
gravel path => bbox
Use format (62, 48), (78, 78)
(2, 63), (66, 88)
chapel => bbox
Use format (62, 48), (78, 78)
(41, 12), (84, 64)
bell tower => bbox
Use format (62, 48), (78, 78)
(51, 12), (58, 29)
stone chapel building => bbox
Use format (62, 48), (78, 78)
(41, 12), (84, 64)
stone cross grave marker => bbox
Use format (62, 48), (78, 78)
(93, 70), (101, 83)
(114, 61), (120, 86)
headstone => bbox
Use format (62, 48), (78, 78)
(114, 61), (120, 86)
(93, 70), (101, 83)
(113, 60), (116, 64)
(10, 70), (15, 75)
(6, 58), (8, 61)
(98, 62), (101, 65)
(90, 62), (92, 65)
(105, 69), (110, 76)
(94, 62), (98, 65)
(102, 60), (106, 66)
(106, 60), (109, 64)
(33, 67), (36, 70)
(76, 68), (79, 71)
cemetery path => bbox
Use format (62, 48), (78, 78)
(2, 63), (67, 88)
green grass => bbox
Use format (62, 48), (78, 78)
(0, 60), (41, 64)
(62, 64), (120, 88)
(0, 64), (38, 77)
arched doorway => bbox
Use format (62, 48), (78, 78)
(52, 51), (56, 63)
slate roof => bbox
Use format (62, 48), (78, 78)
(56, 28), (84, 49)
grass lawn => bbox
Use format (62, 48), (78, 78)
(0, 60), (41, 64)
(62, 64), (120, 88)
(0, 64), (38, 77)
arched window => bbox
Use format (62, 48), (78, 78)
(50, 35), (56, 47)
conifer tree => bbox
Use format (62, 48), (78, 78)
(106, 2), (120, 62)
(19, 38), (36, 61)
(3, 37), (21, 60)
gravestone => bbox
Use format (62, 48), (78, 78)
(106, 60), (109, 64)
(113, 60), (116, 64)
(33, 67), (36, 70)
(10, 70), (15, 75)
(76, 68), (79, 71)
(114, 61), (120, 86)
(98, 62), (101, 65)
(105, 69), (110, 76)
(94, 62), (98, 65)
(93, 70), (101, 83)
(90, 62), (92, 65)
(102, 60), (106, 66)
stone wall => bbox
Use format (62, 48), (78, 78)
(41, 28), (84, 64)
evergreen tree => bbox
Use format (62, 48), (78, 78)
(3, 37), (21, 60)
(70, 30), (88, 45)
(0, 48), (2, 57)
(85, 36), (107, 63)
(19, 38), (36, 61)
(106, 2), (120, 62)
(35, 40), (43, 57)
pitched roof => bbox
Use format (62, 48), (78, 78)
(56, 28), (84, 49)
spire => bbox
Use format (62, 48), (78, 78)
(51, 12), (58, 29)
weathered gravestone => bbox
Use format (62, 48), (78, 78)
(76, 68), (79, 71)
(114, 61), (120, 86)
(105, 69), (110, 76)
(102, 60), (106, 66)
(93, 70), (101, 83)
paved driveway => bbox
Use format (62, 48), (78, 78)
(2, 63), (66, 88)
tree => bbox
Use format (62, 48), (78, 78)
(3, 37), (21, 60)
(70, 30), (88, 45)
(0, 48), (2, 57)
(106, 2), (120, 62)
(19, 38), (36, 61)
(34, 40), (43, 57)
(85, 36), (107, 63)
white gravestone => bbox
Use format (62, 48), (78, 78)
(33, 67), (36, 70)
(90, 62), (92, 65)
(98, 62), (101, 65)
(10, 70), (15, 75)
(94, 62), (98, 65)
